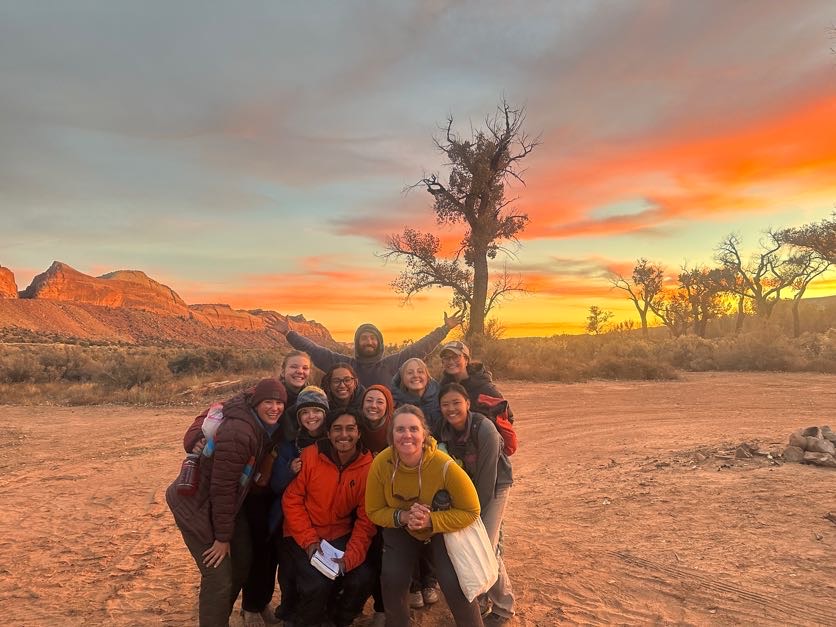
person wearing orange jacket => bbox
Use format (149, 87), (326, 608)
(281, 408), (376, 626)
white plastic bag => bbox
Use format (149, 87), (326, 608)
(443, 517), (498, 602)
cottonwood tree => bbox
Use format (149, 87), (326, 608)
(382, 101), (539, 338)
(650, 287), (691, 338)
(774, 215), (836, 336)
(609, 258), (664, 338)
(678, 266), (731, 338)
(714, 233), (804, 328)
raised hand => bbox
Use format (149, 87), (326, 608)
(265, 314), (290, 336)
(443, 310), (464, 330)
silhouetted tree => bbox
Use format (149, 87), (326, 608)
(609, 258), (664, 338)
(650, 287), (691, 338)
(678, 266), (731, 338)
(586, 305), (613, 336)
(382, 100), (539, 338)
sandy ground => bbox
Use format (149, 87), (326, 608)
(1, 371), (835, 626)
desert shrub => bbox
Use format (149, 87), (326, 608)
(38, 346), (103, 382)
(0, 351), (41, 383)
(168, 351), (207, 375)
(102, 352), (172, 389)
(713, 332), (806, 371)
(584, 355), (678, 380)
(663, 335), (717, 371)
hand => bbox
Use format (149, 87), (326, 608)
(443, 310), (464, 330)
(306, 541), (322, 560)
(202, 540), (230, 568)
(407, 503), (432, 531)
(266, 314), (290, 336)
(191, 437), (207, 456)
(290, 458), (302, 474)
(331, 556), (346, 575)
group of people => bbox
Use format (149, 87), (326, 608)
(166, 313), (517, 627)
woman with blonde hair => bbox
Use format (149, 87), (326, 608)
(365, 405), (484, 626)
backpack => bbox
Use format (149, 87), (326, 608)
(474, 393), (518, 456)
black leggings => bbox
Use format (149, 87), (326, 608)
(381, 528), (482, 626)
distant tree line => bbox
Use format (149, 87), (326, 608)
(605, 214), (835, 338)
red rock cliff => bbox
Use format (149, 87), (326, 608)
(21, 261), (190, 317)
(0, 266), (17, 298)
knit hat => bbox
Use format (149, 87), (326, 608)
(250, 378), (288, 408)
(440, 340), (471, 360)
(362, 384), (394, 421)
(294, 385), (330, 417)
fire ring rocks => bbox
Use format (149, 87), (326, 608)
(784, 426), (836, 468)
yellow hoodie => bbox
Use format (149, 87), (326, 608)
(365, 437), (480, 542)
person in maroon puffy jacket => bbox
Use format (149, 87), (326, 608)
(166, 379), (287, 627)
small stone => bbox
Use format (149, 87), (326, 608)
(802, 451), (836, 468)
(695, 452), (707, 462)
(821, 426), (836, 444)
(735, 446), (753, 459)
(802, 426), (822, 438)
(782, 446), (805, 463)
(788, 431), (807, 449)
(806, 437), (836, 456)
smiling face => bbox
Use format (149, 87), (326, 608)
(401, 359), (429, 396)
(281, 355), (311, 392)
(441, 350), (468, 380)
(329, 413), (359, 458)
(357, 331), (379, 358)
(440, 389), (470, 432)
(392, 412), (426, 465)
(255, 398), (285, 426)
(297, 406), (325, 435)
(329, 367), (357, 402)
(362, 389), (388, 425)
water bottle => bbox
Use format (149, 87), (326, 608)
(176, 453), (200, 495)
(201, 403), (224, 458)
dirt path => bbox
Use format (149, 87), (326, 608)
(1, 372), (834, 626)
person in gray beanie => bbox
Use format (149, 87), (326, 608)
(269, 385), (330, 622)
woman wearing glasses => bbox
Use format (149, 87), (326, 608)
(365, 405), (484, 626)
(323, 363), (366, 414)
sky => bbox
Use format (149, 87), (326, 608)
(2, 1), (836, 342)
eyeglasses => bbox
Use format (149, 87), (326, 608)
(332, 376), (356, 387)
(440, 354), (463, 362)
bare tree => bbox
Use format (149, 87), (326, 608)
(609, 258), (664, 338)
(714, 233), (804, 326)
(382, 100), (539, 338)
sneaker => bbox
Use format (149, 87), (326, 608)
(483, 612), (511, 626)
(422, 586), (439, 605)
(371, 612), (386, 627)
(408, 590), (425, 608)
(478, 596), (492, 618)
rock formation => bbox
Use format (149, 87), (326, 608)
(21, 261), (190, 317)
(0, 266), (17, 298)
(784, 426), (836, 468)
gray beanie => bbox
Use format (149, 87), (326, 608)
(294, 385), (329, 417)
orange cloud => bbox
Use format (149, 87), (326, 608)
(519, 92), (836, 239)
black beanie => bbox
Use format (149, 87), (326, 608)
(250, 378), (288, 408)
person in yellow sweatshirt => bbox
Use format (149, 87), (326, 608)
(365, 404), (484, 626)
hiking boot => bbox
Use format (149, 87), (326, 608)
(408, 590), (424, 608)
(478, 596), (492, 618)
(422, 586), (439, 605)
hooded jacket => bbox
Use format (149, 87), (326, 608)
(282, 440), (376, 572)
(390, 372), (443, 436)
(438, 411), (513, 508)
(285, 323), (451, 388)
(166, 392), (281, 544)
(365, 438), (480, 542)
(440, 361), (515, 423)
